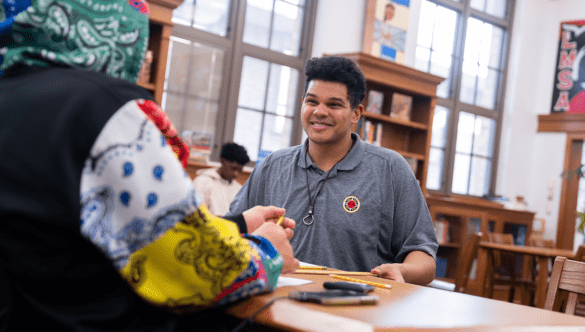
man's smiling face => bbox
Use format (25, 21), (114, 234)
(301, 80), (360, 147)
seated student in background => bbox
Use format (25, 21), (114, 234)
(193, 142), (250, 216)
(0, 1), (298, 331)
(227, 56), (438, 285)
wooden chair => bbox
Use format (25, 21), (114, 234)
(453, 232), (483, 293)
(428, 232), (482, 294)
(486, 232), (534, 304)
(544, 256), (585, 314)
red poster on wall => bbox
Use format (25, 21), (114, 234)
(551, 20), (585, 113)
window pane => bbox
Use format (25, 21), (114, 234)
(172, 0), (231, 37)
(432, 6), (458, 55)
(470, 0), (486, 12)
(469, 156), (491, 196)
(417, 1), (437, 49)
(266, 64), (299, 117)
(452, 153), (471, 194)
(239, 57), (269, 110)
(427, 147), (445, 190)
(431, 106), (450, 149)
(460, 60), (478, 104)
(486, 0), (506, 19)
(243, 0), (273, 49)
(464, 18), (483, 63)
(481, 25), (503, 69)
(270, 1), (304, 56)
(430, 51), (452, 98)
(415, 46), (430, 72)
(164, 38), (191, 93)
(234, 108), (263, 162)
(456, 112), (475, 154)
(244, 0), (305, 56)
(472, 116), (495, 157)
(261, 114), (293, 152)
(162, 39), (225, 143)
(476, 67), (498, 109)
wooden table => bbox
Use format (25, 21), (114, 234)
(476, 242), (576, 308)
(226, 271), (585, 331)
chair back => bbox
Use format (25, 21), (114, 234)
(575, 245), (585, 262)
(544, 256), (585, 314)
(454, 232), (482, 293)
(528, 236), (554, 248)
(487, 232), (516, 277)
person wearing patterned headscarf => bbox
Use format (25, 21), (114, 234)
(0, 0), (298, 331)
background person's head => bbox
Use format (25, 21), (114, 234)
(385, 3), (395, 21)
(218, 143), (250, 182)
(303, 56), (366, 110)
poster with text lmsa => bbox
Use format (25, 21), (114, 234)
(551, 20), (585, 113)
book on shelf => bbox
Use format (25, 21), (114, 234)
(435, 257), (448, 279)
(434, 219), (449, 244)
(404, 157), (418, 175)
(362, 120), (382, 146)
(467, 218), (481, 239)
(510, 225), (527, 246)
(390, 92), (412, 120)
(366, 90), (384, 114)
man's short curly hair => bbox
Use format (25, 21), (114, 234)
(220, 143), (250, 165)
(303, 56), (366, 109)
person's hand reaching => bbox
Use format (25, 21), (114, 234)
(252, 222), (299, 273)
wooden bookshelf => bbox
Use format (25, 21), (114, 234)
(333, 52), (444, 196)
(426, 193), (535, 293)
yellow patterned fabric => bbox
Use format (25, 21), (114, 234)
(121, 204), (251, 309)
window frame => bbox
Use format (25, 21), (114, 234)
(166, 0), (319, 164)
(419, 0), (516, 197)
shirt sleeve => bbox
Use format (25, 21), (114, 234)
(79, 100), (282, 309)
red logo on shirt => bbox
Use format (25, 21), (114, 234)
(343, 196), (360, 213)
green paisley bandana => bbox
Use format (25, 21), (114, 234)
(1, 0), (149, 83)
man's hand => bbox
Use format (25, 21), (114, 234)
(242, 206), (296, 238)
(252, 223), (299, 273)
(371, 264), (405, 283)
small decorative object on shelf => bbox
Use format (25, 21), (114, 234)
(404, 157), (418, 175)
(138, 50), (153, 85)
(390, 92), (412, 120)
(366, 90), (384, 114)
(189, 131), (213, 164)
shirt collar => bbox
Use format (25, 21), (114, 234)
(297, 132), (364, 171)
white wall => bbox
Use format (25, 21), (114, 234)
(313, 0), (585, 247)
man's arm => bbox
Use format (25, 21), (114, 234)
(371, 251), (436, 285)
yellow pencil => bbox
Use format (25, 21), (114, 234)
(298, 266), (327, 270)
(276, 214), (284, 226)
(330, 274), (392, 289)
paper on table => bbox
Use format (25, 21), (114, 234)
(299, 261), (323, 268)
(276, 276), (312, 288)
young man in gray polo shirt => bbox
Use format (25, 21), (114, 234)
(226, 56), (438, 285)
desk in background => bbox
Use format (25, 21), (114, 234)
(226, 270), (585, 332)
(476, 242), (576, 308)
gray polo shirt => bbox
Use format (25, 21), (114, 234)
(227, 133), (438, 272)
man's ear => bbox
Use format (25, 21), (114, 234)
(352, 104), (364, 124)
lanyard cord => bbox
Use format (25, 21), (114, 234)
(303, 139), (354, 226)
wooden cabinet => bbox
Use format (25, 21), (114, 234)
(139, 0), (182, 104)
(334, 52), (444, 196)
(426, 194), (535, 291)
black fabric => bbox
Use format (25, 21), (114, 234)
(0, 67), (242, 331)
(222, 214), (247, 233)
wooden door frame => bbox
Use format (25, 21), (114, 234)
(557, 134), (585, 249)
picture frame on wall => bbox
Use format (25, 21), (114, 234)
(362, 0), (410, 64)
